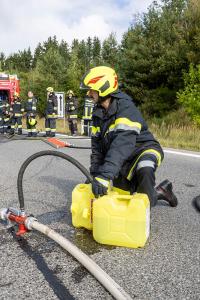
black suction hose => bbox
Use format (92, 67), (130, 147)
(17, 150), (93, 212)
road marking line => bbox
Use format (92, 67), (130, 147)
(164, 149), (200, 158)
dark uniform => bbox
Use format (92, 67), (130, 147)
(82, 96), (94, 136)
(90, 91), (164, 207)
(26, 97), (37, 136)
(10, 98), (24, 135)
(66, 96), (78, 135)
(0, 97), (5, 134)
(3, 99), (10, 133)
(45, 92), (58, 137)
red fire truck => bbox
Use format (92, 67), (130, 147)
(0, 73), (20, 103)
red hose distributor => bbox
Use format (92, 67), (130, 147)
(0, 208), (29, 236)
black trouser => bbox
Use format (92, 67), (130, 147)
(10, 117), (22, 134)
(83, 119), (92, 136)
(68, 119), (77, 135)
(3, 117), (10, 133)
(45, 118), (56, 136)
(26, 116), (37, 136)
(0, 117), (4, 133)
(113, 151), (162, 207)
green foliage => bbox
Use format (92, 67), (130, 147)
(177, 64), (200, 125)
(1, 0), (200, 121)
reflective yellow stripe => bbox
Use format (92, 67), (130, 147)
(18, 125), (22, 128)
(106, 118), (141, 135)
(32, 106), (36, 110)
(51, 129), (56, 132)
(82, 116), (92, 120)
(14, 113), (22, 117)
(127, 149), (162, 180)
(95, 177), (110, 187)
(47, 114), (58, 118)
(91, 126), (100, 136)
(69, 114), (77, 118)
(45, 128), (50, 131)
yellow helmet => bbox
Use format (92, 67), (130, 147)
(46, 87), (54, 93)
(66, 90), (74, 96)
(80, 66), (118, 97)
(14, 92), (19, 97)
(28, 117), (37, 126)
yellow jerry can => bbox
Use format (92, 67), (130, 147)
(71, 183), (94, 230)
(93, 193), (150, 248)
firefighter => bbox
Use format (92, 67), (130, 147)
(10, 92), (24, 135)
(0, 93), (4, 134)
(66, 90), (78, 136)
(3, 96), (10, 134)
(26, 91), (37, 137)
(45, 87), (58, 137)
(82, 93), (94, 136)
(80, 66), (178, 207)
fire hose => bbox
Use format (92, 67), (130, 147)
(0, 150), (133, 300)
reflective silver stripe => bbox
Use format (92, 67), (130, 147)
(136, 160), (155, 170)
(95, 177), (109, 187)
(111, 124), (141, 134)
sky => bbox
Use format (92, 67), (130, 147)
(0, 0), (155, 55)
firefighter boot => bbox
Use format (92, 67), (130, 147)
(50, 131), (55, 137)
(156, 179), (178, 207)
(18, 129), (22, 135)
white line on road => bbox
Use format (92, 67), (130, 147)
(164, 149), (200, 158)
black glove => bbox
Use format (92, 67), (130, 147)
(92, 176), (109, 198)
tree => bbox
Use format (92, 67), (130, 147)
(92, 37), (101, 66)
(102, 33), (119, 68)
(177, 64), (200, 125)
(0, 52), (5, 71)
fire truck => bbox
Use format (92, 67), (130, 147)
(0, 73), (20, 103)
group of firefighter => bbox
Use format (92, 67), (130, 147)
(0, 87), (94, 137)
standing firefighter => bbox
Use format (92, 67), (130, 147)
(45, 87), (58, 137)
(82, 93), (94, 136)
(66, 90), (78, 136)
(3, 97), (10, 134)
(26, 91), (37, 137)
(80, 66), (178, 208)
(0, 92), (10, 134)
(10, 92), (24, 135)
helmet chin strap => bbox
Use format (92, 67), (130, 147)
(98, 95), (110, 103)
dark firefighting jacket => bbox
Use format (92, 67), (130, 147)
(2, 100), (10, 121)
(26, 97), (37, 117)
(0, 99), (5, 117)
(46, 93), (58, 118)
(82, 96), (94, 120)
(10, 100), (24, 117)
(66, 96), (78, 119)
(90, 90), (164, 181)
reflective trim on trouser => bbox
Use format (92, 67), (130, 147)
(136, 160), (155, 171)
(45, 118), (56, 132)
(127, 149), (162, 180)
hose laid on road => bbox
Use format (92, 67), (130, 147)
(30, 220), (133, 300)
(16, 150), (133, 300)
(17, 150), (93, 211)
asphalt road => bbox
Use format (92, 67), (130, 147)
(0, 135), (199, 300)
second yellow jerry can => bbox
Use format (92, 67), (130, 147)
(93, 193), (150, 248)
(71, 183), (94, 230)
